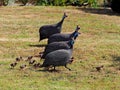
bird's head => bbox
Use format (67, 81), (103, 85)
(71, 25), (81, 39)
(63, 12), (68, 19)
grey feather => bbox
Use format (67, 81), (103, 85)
(48, 25), (80, 44)
(41, 38), (74, 59)
(41, 49), (73, 70)
(39, 13), (67, 41)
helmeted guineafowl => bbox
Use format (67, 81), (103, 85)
(40, 49), (73, 71)
(48, 25), (80, 44)
(39, 13), (68, 42)
(41, 38), (75, 59)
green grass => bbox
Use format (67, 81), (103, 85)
(0, 6), (120, 90)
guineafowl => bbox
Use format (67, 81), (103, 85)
(16, 57), (20, 62)
(39, 13), (68, 42)
(20, 64), (27, 70)
(41, 37), (75, 59)
(95, 65), (104, 72)
(29, 60), (36, 65)
(48, 25), (80, 44)
(33, 63), (41, 68)
(26, 56), (33, 61)
(10, 62), (17, 68)
(40, 49), (73, 71)
(15, 56), (23, 62)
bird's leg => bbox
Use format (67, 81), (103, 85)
(53, 66), (56, 71)
(65, 65), (71, 71)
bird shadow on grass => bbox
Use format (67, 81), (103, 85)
(112, 55), (120, 62)
(77, 7), (120, 16)
(29, 44), (47, 48)
(36, 69), (61, 73)
(110, 55), (120, 68)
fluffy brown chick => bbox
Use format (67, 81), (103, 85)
(29, 60), (36, 65)
(26, 56), (33, 61)
(33, 63), (41, 68)
(16, 57), (20, 62)
(20, 64), (27, 70)
(10, 62), (17, 68)
(68, 57), (74, 64)
(95, 65), (104, 72)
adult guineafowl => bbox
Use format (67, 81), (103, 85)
(48, 25), (80, 44)
(41, 37), (75, 59)
(40, 49), (73, 71)
(39, 13), (68, 42)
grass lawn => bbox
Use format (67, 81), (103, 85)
(0, 6), (120, 90)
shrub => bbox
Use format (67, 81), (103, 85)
(36, 0), (49, 6)
(0, 0), (8, 6)
(32, 0), (98, 7)
(87, 0), (97, 7)
(36, 0), (84, 6)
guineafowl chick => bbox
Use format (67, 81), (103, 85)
(39, 13), (67, 41)
(16, 57), (20, 62)
(19, 56), (23, 60)
(16, 56), (23, 62)
(40, 49), (73, 71)
(48, 25), (80, 44)
(95, 65), (104, 72)
(68, 57), (74, 64)
(29, 60), (36, 65)
(34, 52), (43, 58)
(26, 56), (33, 61)
(41, 37), (75, 59)
(10, 62), (17, 68)
(33, 63), (41, 68)
(20, 64), (27, 70)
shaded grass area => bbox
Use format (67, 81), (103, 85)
(78, 7), (120, 16)
(0, 6), (120, 90)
